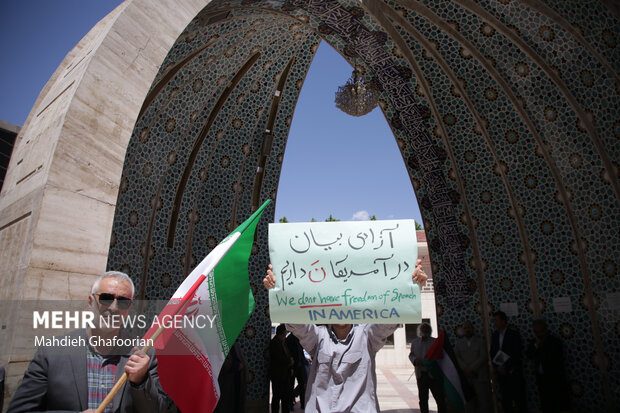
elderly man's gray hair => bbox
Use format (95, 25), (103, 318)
(91, 271), (135, 297)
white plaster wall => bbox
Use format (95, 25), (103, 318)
(0, 0), (210, 404)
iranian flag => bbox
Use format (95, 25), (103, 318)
(144, 200), (271, 412)
(422, 330), (472, 411)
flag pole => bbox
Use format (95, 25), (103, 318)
(96, 273), (207, 413)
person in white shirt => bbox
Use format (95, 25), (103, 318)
(263, 259), (427, 412)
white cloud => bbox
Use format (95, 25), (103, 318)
(352, 210), (370, 221)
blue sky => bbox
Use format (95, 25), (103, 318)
(0, 1), (422, 225)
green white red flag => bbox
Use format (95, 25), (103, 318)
(144, 200), (271, 412)
(422, 330), (473, 410)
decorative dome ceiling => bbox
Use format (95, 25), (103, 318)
(99, 0), (618, 410)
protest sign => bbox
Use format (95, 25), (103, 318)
(268, 219), (421, 324)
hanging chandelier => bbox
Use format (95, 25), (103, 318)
(334, 66), (378, 117)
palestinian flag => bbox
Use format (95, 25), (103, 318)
(144, 200), (271, 412)
(422, 330), (473, 410)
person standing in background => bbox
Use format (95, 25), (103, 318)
(269, 324), (294, 413)
(409, 322), (447, 413)
(214, 341), (247, 413)
(454, 321), (491, 413)
(490, 311), (527, 413)
(525, 319), (570, 413)
(286, 332), (309, 409)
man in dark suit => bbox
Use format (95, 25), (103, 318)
(526, 319), (570, 413)
(286, 331), (309, 409)
(8, 271), (173, 413)
(490, 311), (527, 413)
(269, 324), (294, 413)
(214, 342), (247, 413)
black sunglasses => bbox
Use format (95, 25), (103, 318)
(95, 293), (133, 309)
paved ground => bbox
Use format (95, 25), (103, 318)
(284, 366), (439, 413)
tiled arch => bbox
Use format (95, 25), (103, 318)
(2, 0), (615, 410)
(106, 1), (619, 410)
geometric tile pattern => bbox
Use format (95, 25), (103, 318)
(107, 1), (619, 410)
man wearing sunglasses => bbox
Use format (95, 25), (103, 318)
(8, 271), (174, 413)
